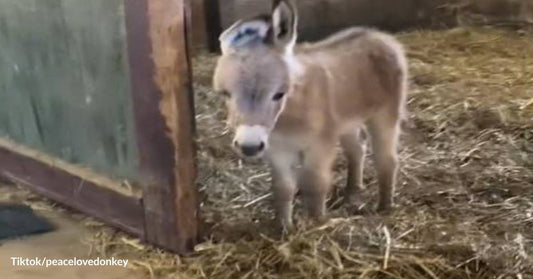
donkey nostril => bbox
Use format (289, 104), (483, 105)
(233, 140), (239, 147)
(258, 141), (265, 151)
(240, 144), (263, 157)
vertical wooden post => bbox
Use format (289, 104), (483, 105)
(188, 0), (208, 50)
(124, 0), (198, 254)
(203, 0), (223, 52)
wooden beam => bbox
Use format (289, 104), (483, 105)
(203, 0), (222, 52)
(124, 0), (198, 254)
(0, 141), (145, 237)
(188, 0), (209, 50)
(0, 138), (141, 198)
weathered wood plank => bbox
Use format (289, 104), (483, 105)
(0, 139), (144, 237)
(0, 0), (139, 180)
(189, 0), (209, 50)
(203, 0), (223, 52)
(125, 0), (198, 254)
(0, 138), (141, 197)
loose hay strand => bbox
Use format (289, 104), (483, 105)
(382, 226), (392, 270)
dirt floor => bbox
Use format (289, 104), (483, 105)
(1, 26), (532, 279)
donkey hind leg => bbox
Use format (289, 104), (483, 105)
(368, 112), (400, 212)
(298, 145), (336, 221)
(340, 128), (366, 204)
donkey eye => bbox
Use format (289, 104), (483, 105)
(272, 92), (285, 101)
(221, 90), (231, 98)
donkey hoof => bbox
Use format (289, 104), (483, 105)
(275, 220), (294, 235)
(314, 214), (329, 225)
(342, 192), (364, 206)
(377, 203), (394, 214)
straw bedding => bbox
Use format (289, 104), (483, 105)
(13, 26), (533, 278)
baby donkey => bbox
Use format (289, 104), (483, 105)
(213, 0), (408, 230)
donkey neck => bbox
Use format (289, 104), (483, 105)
(274, 52), (335, 139)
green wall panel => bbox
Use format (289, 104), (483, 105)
(0, 0), (139, 180)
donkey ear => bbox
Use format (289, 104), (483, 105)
(219, 16), (271, 54)
(272, 0), (297, 50)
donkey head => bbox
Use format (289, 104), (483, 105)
(213, 0), (298, 158)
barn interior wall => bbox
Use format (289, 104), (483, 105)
(0, 0), (140, 181)
(191, 0), (533, 48)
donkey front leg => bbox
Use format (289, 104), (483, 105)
(269, 159), (297, 231)
(298, 145), (336, 220)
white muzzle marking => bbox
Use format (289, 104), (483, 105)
(233, 125), (269, 156)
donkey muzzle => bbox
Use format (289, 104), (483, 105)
(232, 125), (269, 157)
